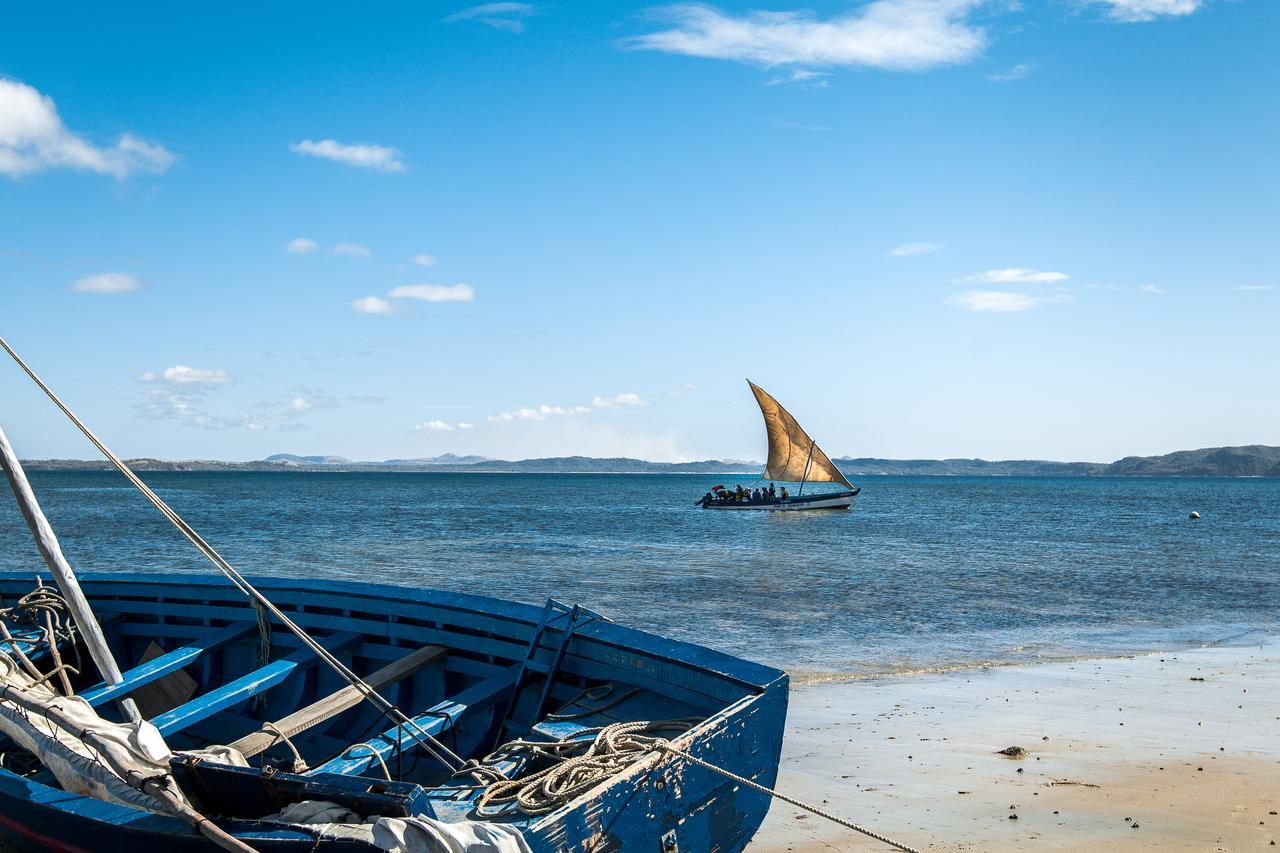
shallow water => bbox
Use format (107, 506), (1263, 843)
(1, 472), (1276, 675)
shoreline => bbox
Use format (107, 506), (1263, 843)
(752, 637), (1280, 851)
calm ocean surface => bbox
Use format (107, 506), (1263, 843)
(2, 472), (1276, 679)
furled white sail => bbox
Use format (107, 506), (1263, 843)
(747, 381), (853, 489)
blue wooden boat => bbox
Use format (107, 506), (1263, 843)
(0, 571), (788, 852)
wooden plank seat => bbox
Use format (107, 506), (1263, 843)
(229, 643), (447, 758)
(151, 632), (360, 737)
(81, 621), (256, 707)
(308, 663), (523, 777)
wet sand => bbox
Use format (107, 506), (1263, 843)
(752, 639), (1280, 851)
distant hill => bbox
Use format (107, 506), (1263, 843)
(19, 445), (1280, 477)
(1103, 445), (1280, 477)
(835, 458), (1107, 476)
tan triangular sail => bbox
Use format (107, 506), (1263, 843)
(748, 381), (853, 489)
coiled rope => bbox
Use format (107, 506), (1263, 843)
(470, 719), (699, 817)
(468, 719), (920, 853)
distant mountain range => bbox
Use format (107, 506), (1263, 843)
(18, 445), (1280, 477)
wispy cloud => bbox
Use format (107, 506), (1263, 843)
(138, 365), (233, 385)
(351, 295), (396, 315)
(1093, 0), (1205, 23)
(891, 242), (942, 257)
(949, 290), (1073, 313)
(766, 68), (830, 87)
(136, 389), (248, 430)
(444, 3), (536, 32)
(289, 138), (405, 173)
(332, 242), (372, 258)
(1232, 284), (1273, 291)
(624, 0), (989, 72)
(988, 62), (1035, 81)
(0, 78), (175, 179)
(134, 365), (247, 429)
(411, 254), (437, 267)
(389, 284), (475, 302)
(286, 237), (318, 254)
(414, 419), (476, 432)
(666, 381), (698, 398)
(72, 272), (143, 294)
(1138, 284), (1164, 293)
(958, 268), (1070, 284)
(592, 393), (649, 408)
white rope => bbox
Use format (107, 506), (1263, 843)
(343, 742), (392, 782)
(657, 742), (922, 853)
(262, 722), (307, 773)
(0, 336), (463, 773)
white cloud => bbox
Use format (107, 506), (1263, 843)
(415, 419), (476, 432)
(72, 272), (143, 294)
(289, 138), (405, 173)
(1093, 0), (1204, 23)
(890, 242), (942, 257)
(592, 393), (649, 408)
(444, 3), (536, 32)
(625, 0), (989, 72)
(0, 78), (176, 179)
(1232, 284), (1273, 291)
(988, 62), (1035, 81)
(351, 295), (396, 315)
(286, 237), (318, 254)
(332, 242), (372, 258)
(489, 404), (591, 422)
(136, 371), (157, 382)
(1138, 284), (1164, 293)
(287, 397), (312, 413)
(411, 254), (438, 267)
(958, 268), (1070, 284)
(952, 289), (1070, 312)
(159, 365), (233, 385)
(389, 283), (475, 302)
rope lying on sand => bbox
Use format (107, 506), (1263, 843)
(466, 718), (921, 853)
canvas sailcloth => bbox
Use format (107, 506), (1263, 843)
(748, 381), (853, 489)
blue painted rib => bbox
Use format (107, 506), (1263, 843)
(151, 632), (359, 736)
(308, 663), (520, 776)
(80, 621), (256, 707)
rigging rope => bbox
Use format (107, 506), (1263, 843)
(0, 336), (463, 773)
(468, 719), (921, 853)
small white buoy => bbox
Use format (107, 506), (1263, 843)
(1189, 511), (1201, 520)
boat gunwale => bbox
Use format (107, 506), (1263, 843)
(0, 570), (784, 691)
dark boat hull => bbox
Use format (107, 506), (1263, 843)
(703, 488), (860, 511)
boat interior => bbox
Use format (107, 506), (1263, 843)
(0, 572), (779, 833)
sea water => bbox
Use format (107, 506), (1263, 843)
(1, 471), (1276, 679)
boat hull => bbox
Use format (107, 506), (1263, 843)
(0, 573), (787, 853)
(703, 488), (859, 511)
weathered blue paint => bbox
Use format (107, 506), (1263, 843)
(81, 621), (256, 707)
(151, 632), (360, 736)
(0, 572), (788, 852)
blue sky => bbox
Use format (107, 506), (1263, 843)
(2, 0), (1276, 463)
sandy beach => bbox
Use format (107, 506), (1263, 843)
(752, 639), (1280, 852)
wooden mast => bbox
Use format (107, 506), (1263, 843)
(0, 424), (140, 722)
